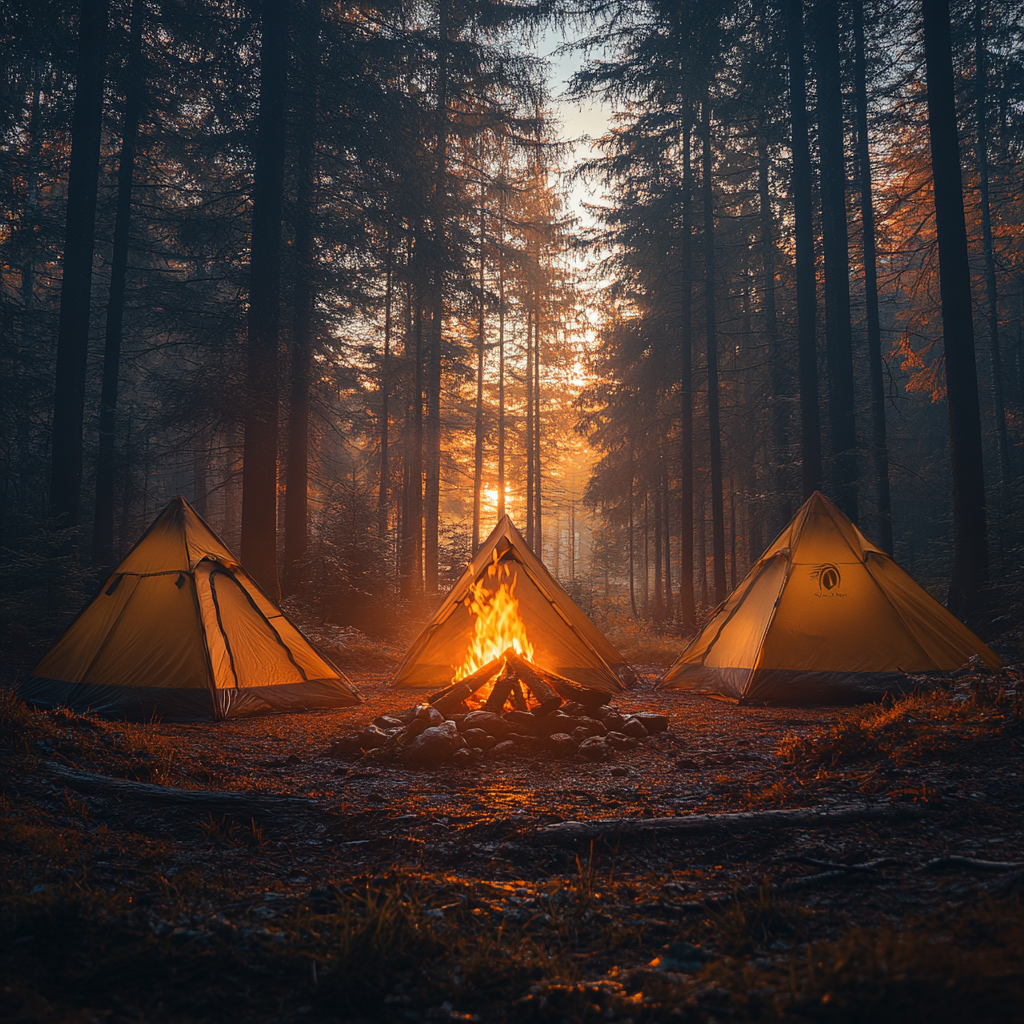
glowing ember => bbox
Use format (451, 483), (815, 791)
(454, 557), (534, 682)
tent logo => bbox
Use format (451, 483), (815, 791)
(813, 563), (842, 592)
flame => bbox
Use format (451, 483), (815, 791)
(454, 557), (534, 682)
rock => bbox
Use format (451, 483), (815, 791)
(571, 726), (593, 744)
(569, 716), (607, 737)
(327, 733), (364, 759)
(534, 712), (574, 737)
(358, 724), (388, 749)
(674, 757), (700, 770)
(578, 736), (611, 762)
(548, 733), (577, 757)
(450, 714), (468, 729)
(490, 740), (517, 758)
(606, 731), (639, 752)
(416, 705), (445, 727)
(462, 711), (513, 738)
(403, 721), (460, 766)
(600, 712), (626, 731)
(592, 704), (620, 720)
(561, 701), (586, 716)
(468, 747), (485, 762)
(462, 728), (490, 747)
(503, 710), (540, 735)
(509, 734), (546, 753)
(450, 748), (474, 768)
(372, 715), (404, 731)
(621, 717), (648, 739)
(403, 718), (429, 742)
(632, 712), (669, 734)
(610, 766), (628, 777)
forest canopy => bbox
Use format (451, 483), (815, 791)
(1, 0), (1021, 643)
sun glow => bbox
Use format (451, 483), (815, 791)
(454, 557), (534, 682)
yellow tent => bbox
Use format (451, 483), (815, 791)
(20, 497), (361, 721)
(660, 492), (1001, 702)
(392, 516), (630, 692)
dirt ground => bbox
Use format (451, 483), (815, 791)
(3, 656), (1024, 1023)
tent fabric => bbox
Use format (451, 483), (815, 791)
(20, 497), (361, 721)
(660, 492), (1001, 703)
(392, 516), (630, 692)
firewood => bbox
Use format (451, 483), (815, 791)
(506, 653), (563, 716)
(483, 664), (515, 714)
(428, 679), (462, 704)
(523, 802), (921, 844)
(509, 679), (528, 712)
(432, 656), (503, 716)
(532, 666), (610, 709)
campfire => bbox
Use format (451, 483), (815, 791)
(329, 567), (667, 767)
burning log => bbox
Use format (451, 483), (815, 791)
(505, 652), (563, 716)
(509, 679), (528, 712)
(532, 666), (611, 709)
(482, 656), (517, 713)
(431, 655), (503, 716)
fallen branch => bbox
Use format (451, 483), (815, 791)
(921, 855), (1024, 873)
(45, 762), (317, 821)
(780, 857), (900, 892)
(525, 803), (921, 844)
(796, 856), (902, 872)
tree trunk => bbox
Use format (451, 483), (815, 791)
(757, 115), (789, 531)
(973, 0), (1012, 500)
(701, 96), (727, 604)
(785, 0), (823, 498)
(662, 467), (673, 620)
(49, 0), (109, 528)
(497, 185), (507, 521)
(853, 0), (893, 553)
(472, 176), (485, 552)
(628, 462), (637, 619)
(533, 297), (542, 549)
(653, 475), (663, 621)
(378, 230), (393, 540)
(283, 54), (317, 598)
(424, 0), (449, 595)
(92, 0), (143, 566)
(526, 308), (535, 549)
(921, 0), (989, 619)
(240, 0), (289, 600)
(678, 116), (696, 631)
(814, 0), (858, 522)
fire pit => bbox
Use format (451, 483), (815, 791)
(329, 647), (667, 767)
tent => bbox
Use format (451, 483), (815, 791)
(392, 515), (631, 692)
(660, 491), (1001, 703)
(20, 497), (361, 721)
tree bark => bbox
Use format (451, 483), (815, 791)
(497, 184), (507, 521)
(921, 0), (989, 619)
(49, 0), (109, 528)
(526, 308), (535, 549)
(472, 174), (486, 552)
(283, 48), (317, 598)
(92, 0), (144, 566)
(973, 0), (1012, 500)
(678, 117), (696, 630)
(813, 0), (858, 522)
(853, 0), (893, 553)
(533, 295), (542, 549)
(785, 0), (823, 498)
(240, 0), (289, 600)
(378, 229), (393, 540)
(701, 96), (727, 604)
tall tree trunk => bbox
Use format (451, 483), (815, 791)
(21, 59), (42, 320)
(814, 0), (858, 521)
(472, 176), (485, 552)
(49, 0), (109, 528)
(628, 460), (637, 618)
(424, 0), (449, 595)
(853, 0), (893, 552)
(653, 475), (663, 621)
(973, 0), (1011, 499)
(921, 0), (989, 618)
(401, 273), (425, 599)
(756, 115), (789, 530)
(526, 308), (535, 549)
(701, 96), (727, 604)
(283, 57), (317, 598)
(92, 0), (143, 566)
(240, 0), (289, 600)
(663, 467), (673, 621)
(533, 293), (542, 548)
(785, 0), (823, 498)
(378, 230), (393, 539)
(678, 116), (696, 631)
(497, 185), (506, 521)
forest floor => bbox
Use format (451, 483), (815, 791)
(2, 636), (1024, 1023)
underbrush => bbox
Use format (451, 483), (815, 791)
(777, 675), (1023, 769)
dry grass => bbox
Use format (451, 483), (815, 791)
(778, 678), (1023, 769)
